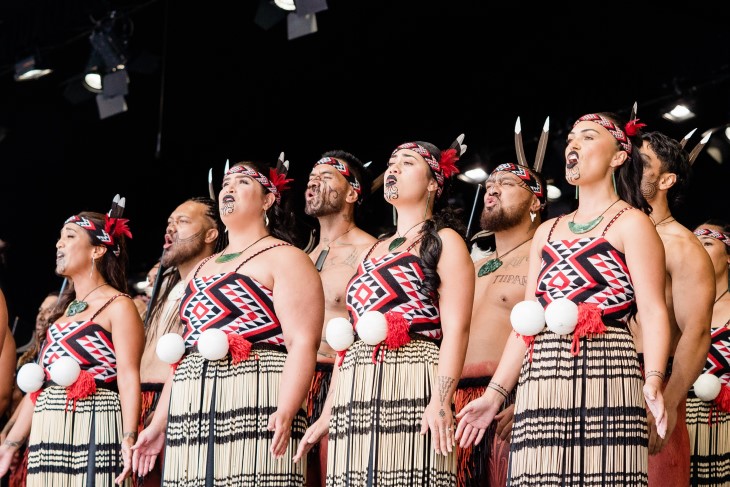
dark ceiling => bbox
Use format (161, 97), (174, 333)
(1, 1), (729, 340)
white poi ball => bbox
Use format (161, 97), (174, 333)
(693, 373), (722, 402)
(509, 300), (545, 336)
(544, 298), (579, 335)
(197, 328), (229, 361)
(50, 356), (81, 387)
(356, 310), (388, 346)
(16, 362), (45, 393)
(156, 333), (186, 364)
(326, 317), (355, 351)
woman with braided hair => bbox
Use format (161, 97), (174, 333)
(132, 158), (323, 486)
(457, 111), (671, 485)
(296, 135), (474, 486)
(0, 204), (144, 486)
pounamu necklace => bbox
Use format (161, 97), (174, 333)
(215, 234), (270, 263)
(66, 283), (108, 317)
(567, 199), (620, 234)
(314, 225), (355, 272)
(478, 237), (533, 277)
(389, 220), (426, 252)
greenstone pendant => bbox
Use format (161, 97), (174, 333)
(388, 237), (407, 252)
(478, 258), (503, 277)
(567, 215), (603, 234)
(215, 251), (243, 263)
(66, 300), (88, 317)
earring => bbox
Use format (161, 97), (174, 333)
(612, 170), (617, 194)
(89, 257), (95, 279)
(424, 191), (432, 218)
(530, 211), (536, 223)
(575, 186), (579, 199)
(264, 212), (270, 227)
(392, 207), (397, 226)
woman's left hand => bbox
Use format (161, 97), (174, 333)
(420, 400), (455, 456)
(267, 410), (293, 458)
(643, 380), (667, 439)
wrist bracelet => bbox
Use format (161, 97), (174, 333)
(487, 381), (510, 400)
(645, 370), (665, 380)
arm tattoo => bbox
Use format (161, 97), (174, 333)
(437, 376), (456, 406)
(4, 438), (24, 448)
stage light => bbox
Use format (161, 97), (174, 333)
(14, 55), (53, 81)
(274, 0), (296, 11)
(82, 11), (130, 94)
(661, 103), (696, 123)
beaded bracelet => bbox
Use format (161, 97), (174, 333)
(645, 370), (665, 380)
(487, 381), (510, 400)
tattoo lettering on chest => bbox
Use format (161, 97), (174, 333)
(493, 274), (527, 286)
(504, 255), (528, 267)
(438, 376), (455, 406)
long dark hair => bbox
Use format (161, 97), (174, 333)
(595, 112), (651, 214)
(387, 141), (467, 302)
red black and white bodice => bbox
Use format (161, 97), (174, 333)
(38, 320), (117, 383)
(180, 272), (284, 348)
(346, 241), (441, 340)
(536, 210), (636, 325)
(704, 324), (730, 386)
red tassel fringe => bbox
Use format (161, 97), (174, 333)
(65, 370), (97, 411)
(385, 312), (411, 349)
(336, 350), (346, 367)
(714, 384), (730, 413)
(29, 389), (42, 405)
(228, 333), (253, 364)
(570, 303), (605, 356)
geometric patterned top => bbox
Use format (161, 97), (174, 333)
(39, 319), (118, 383)
(180, 245), (291, 348)
(38, 293), (131, 384)
(180, 272), (285, 348)
(704, 324), (730, 385)
(536, 208), (636, 325)
(346, 240), (441, 340)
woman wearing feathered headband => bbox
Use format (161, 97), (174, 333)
(131, 157), (324, 486)
(687, 219), (730, 485)
(299, 135), (474, 485)
(457, 111), (672, 485)
(0, 206), (144, 486)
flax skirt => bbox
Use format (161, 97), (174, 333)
(686, 395), (730, 486)
(26, 385), (128, 487)
(327, 338), (455, 487)
(508, 325), (648, 486)
(162, 348), (307, 486)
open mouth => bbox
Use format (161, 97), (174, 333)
(566, 151), (578, 169)
(163, 234), (174, 250)
(222, 195), (234, 203)
(385, 175), (397, 187)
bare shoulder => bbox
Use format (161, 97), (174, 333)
(660, 221), (711, 269)
(351, 227), (378, 246)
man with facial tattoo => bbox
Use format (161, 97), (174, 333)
(295, 150), (375, 487)
(134, 196), (222, 486)
(632, 131), (714, 487)
(455, 163), (546, 487)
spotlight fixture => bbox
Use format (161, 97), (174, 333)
(457, 168), (488, 184)
(661, 102), (696, 123)
(82, 11), (130, 94)
(274, 0), (296, 11)
(14, 54), (53, 81)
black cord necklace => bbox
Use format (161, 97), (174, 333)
(314, 225), (355, 272)
(716, 288), (729, 305)
(66, 283), (108, 317)
(478, 237), (533, 277)
(389, 220), (426, 252)
(215, 235), (270, 263)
